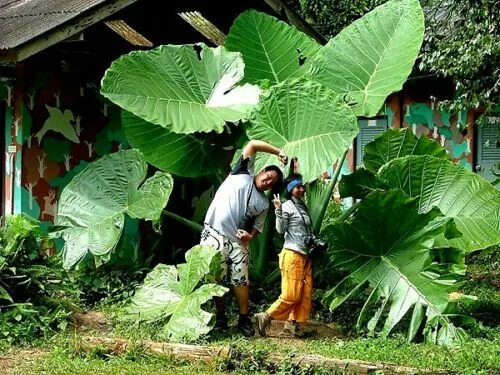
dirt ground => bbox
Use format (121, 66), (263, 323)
(0, 349), (47, 375)
(264, 319), (342, 338)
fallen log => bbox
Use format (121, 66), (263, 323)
(79, 336), (446, 374)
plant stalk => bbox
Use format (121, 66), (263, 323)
(313, 149), (349, 233)
(163, 210), (203, 232)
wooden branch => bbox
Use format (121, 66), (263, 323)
(105, 20), (153, 47)
(79, 336), (440, 374)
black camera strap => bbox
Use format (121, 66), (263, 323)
(245, 181), (254, 217)
(242, 180), (264, 230)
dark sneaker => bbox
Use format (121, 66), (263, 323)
(282, 320), (316, 338)
(214, 313), (228, 331)
(254, 312), (272, 336)
(237, 314), (255, 337)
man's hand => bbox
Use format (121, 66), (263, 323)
(236, 229), (253, 242)
(272, 193), (282, 209)
(278, 151), (288, 167)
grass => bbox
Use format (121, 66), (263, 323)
(3, 248), (499, 374)
(207, 334), (500, 374)
(8, 347), (223, 375)
(6, 331), (498, 375)
(105, 316), (500, 374)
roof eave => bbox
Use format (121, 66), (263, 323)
(0, 0), (138, 63)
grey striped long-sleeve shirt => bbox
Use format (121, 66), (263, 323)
(275, 198), (312, 255)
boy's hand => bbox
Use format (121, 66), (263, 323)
(278, 151), (288, 167)
(236, 229), (253, 242)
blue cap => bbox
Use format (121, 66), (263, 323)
(287, 179), (303, 192)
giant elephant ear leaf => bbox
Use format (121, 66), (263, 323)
(247, 79), (358, 183)
(225, 10), (321, 85)
(378, 155), (500, 252)
(56, 149), (173, 269)
(340, 128), (450, 199)
(122, 110), (228, 177)
(123, 245), (228, 342)
(101, 44), (260, 134)
(308, 0), (424, 116)
(363, 128), (450, 173)
(323, 190), (466, 346)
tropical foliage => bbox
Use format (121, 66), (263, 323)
(101, 44), (260, 134)
(57, 0), (469, 344)
(324, 128), (500, 345)
(56, 149), (173, 269)
(420, 0), (499, 116)
(123, 245), (227, 341)
(379, 155), (500, 252)
(0, 216), (78, 344)
(246, 78), (358, 183)
(340, 129), (500, 253)
(291, 0), (499, 118)
(224, 9), (321, 85)
(322, 190), (467, 346)
(308, 0), (424, 117)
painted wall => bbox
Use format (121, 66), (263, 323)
(1, 70), (141, 262)
(399, 100), (473, 170)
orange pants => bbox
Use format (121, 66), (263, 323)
(267, 249), (312, 323)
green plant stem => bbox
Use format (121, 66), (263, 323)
(313, 149), (348, 233)
(333, 201), (361, 224)
(162, 210), (203, 232)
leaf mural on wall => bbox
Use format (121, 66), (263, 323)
(225, 10), (321, 85)
(35, 106), (79, 144)
(246, 78), (359, 183)
(308, 0), (424, 116)
(56, 150), (173, 269)
(124, 245), (228, 341)
(323, 190), (466, 346)
(378, 155), (500, 252)
(101, 44), (260, 134)
(122, 110), (228, 177)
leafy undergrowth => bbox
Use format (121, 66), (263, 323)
(458, 247), (500, 330)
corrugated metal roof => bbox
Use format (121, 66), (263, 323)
(0, 0), (109, 49)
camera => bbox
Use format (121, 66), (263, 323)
(238, 215), (256, 233)
(305, 235), (328, 253)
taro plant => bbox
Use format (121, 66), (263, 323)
(56, 0), (432, 341)
(322, 189), (468, 346)
(339, 128), (500, 253)
(323, 128), (500, 345)
(55, 149), (173, 269)
(96, 0), (424, 281)
(122, 245), (227, 341)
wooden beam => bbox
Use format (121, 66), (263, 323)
(0, 0), (139, 63)
(105, 20), (153, 47)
